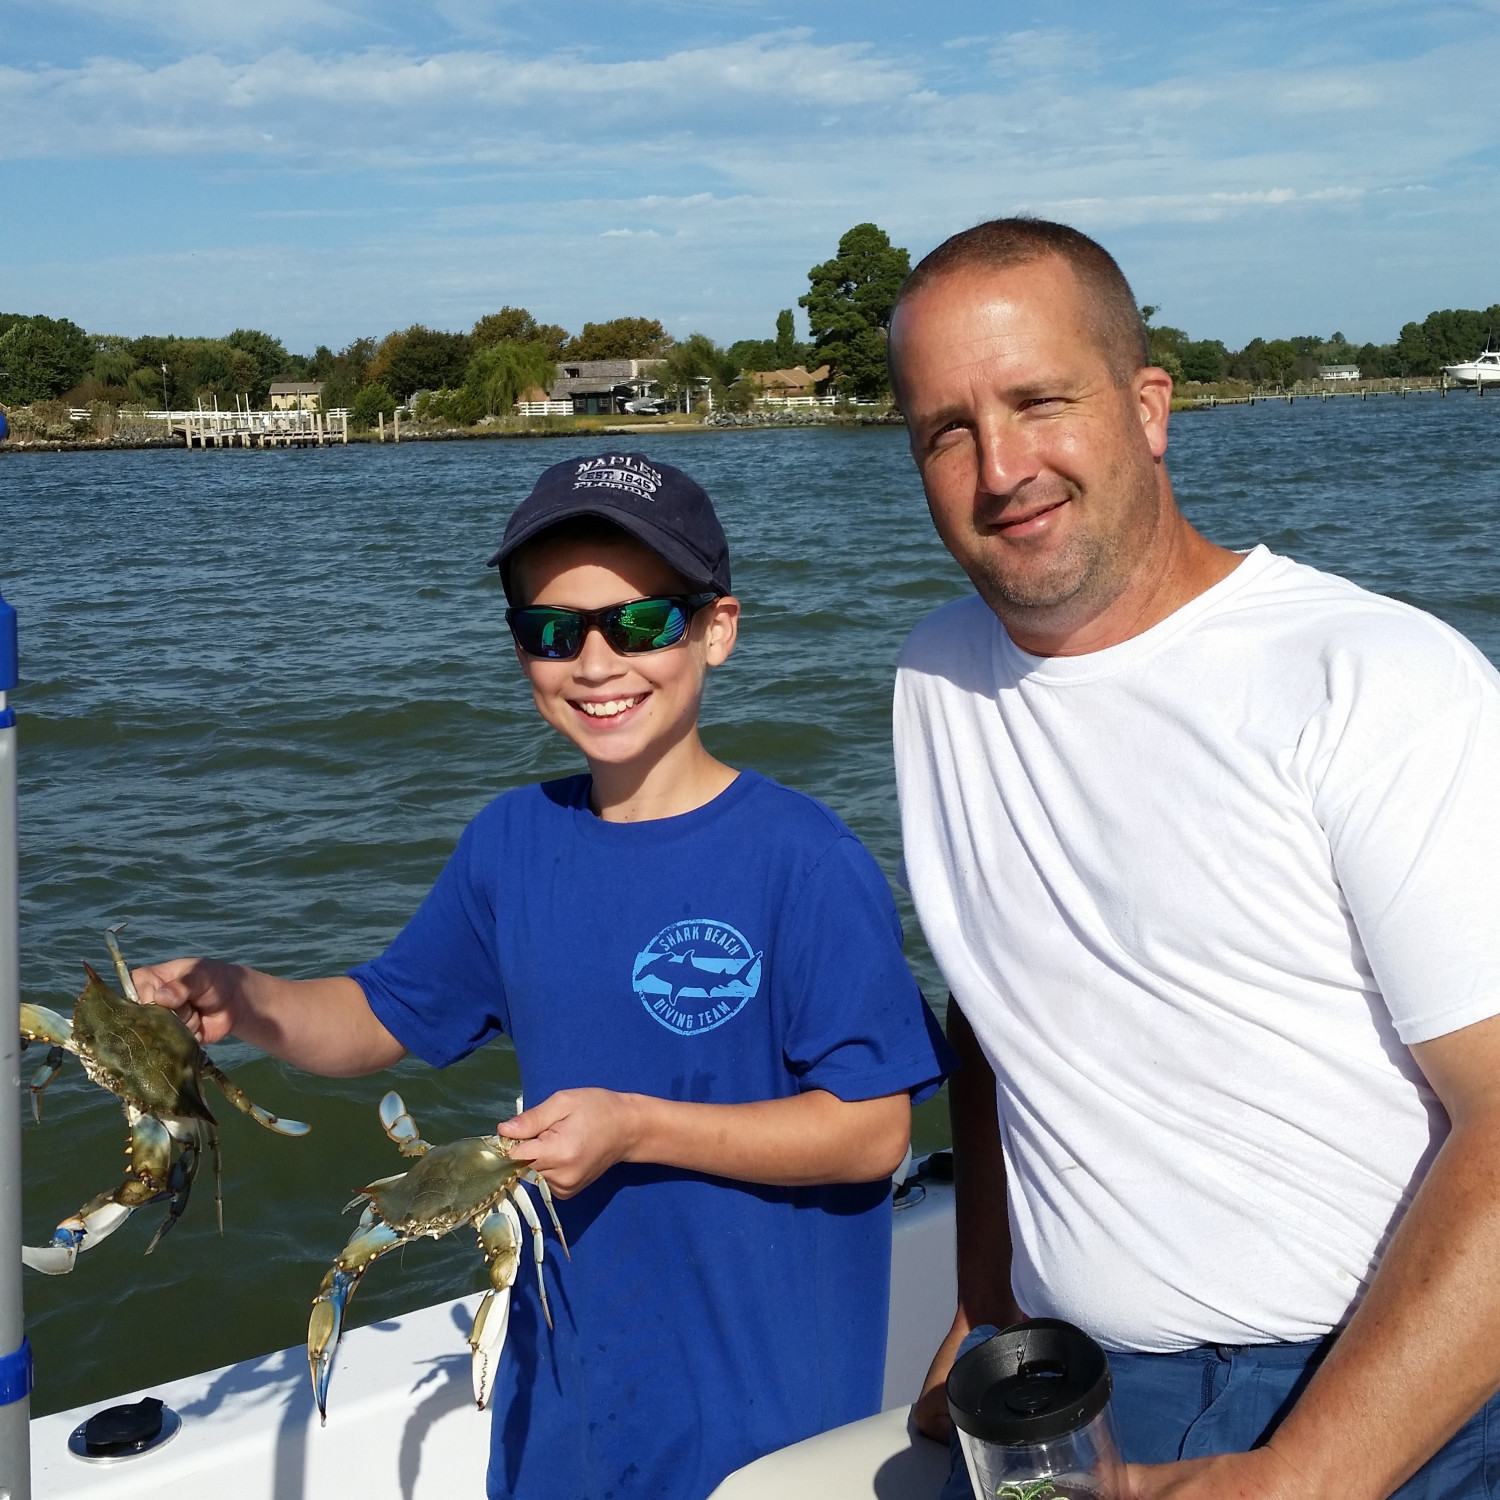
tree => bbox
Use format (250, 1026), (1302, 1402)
(349, 383), (396, 430)
(800, 222), (910, 399)
(725, 339), (778, 373)
(562, 318), (672, 361)
(225, 328), (290, 404)
(774, 309), (797, 367)
(370, 326), (473, 402)
(0, 315), (93, 403)
(473, 308), (570, 361)
(464, 341), (557, 416)
(188, 342), (259, 404)
(653, 334), (736, 410)
(1146, 323), (1187, 383)
(1179, 340), (1227, 383)
(318, 337), (376, 410)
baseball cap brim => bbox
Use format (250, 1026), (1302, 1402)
(488, 507), (727, 603)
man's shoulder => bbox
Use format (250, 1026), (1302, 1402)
(897, 593), (996, 677)
(1232, 552), (1495, 687)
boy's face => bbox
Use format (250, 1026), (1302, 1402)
(512, 533), (739, 773)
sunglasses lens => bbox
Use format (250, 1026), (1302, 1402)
(609, 598), (689, 652)
(510, 608), (583, 659)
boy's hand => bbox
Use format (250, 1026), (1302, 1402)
(499, 1089), (645, 1198)
(130, 957), (248, 1044)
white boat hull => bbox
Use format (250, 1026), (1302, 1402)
(1442, 357), (1500, 386)
(31, 1171), (956, 1499)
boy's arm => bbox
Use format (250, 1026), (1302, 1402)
(132, 958), (406, 1076)
(500, 1086), (911, 1197)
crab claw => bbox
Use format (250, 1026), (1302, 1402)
(468, 1286), (512, 1411)
(22, 1201), (134, 1275)
(308, 1266), (357, 1423)
(308, 1215), (401, 1423)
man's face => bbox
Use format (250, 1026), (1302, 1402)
(890, 256), (1172, 630)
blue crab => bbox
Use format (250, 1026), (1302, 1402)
(308, 1090), (568, 1421)
(19, 924), (310, 1272)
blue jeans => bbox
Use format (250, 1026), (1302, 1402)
(941, 1327), (1500, 1498)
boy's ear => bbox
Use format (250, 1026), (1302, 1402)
(703, 595), (740, 667)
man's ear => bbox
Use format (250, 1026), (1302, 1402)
(703, 595), (740, 667)
(1134, 365), (1173, 460)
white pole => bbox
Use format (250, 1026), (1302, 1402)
(0, 590), (33, 1500)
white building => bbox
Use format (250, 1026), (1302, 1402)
(1318, 365), (1361, 381)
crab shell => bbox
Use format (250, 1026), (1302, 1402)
(359, 1136), (530, 1236)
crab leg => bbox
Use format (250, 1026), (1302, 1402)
(522, 1169), (570, 1259)
(19, 1004), (75, 1123)
(145, 1118), (213, 1253)
(307, 1210), (408, 1423)
(23, 1111), (174, 1274)
(379, 1091), (429, 1157)
(509, 1184), (555, 1330)
(201, 1058), (311, 1137)
(104, 923), (141, 1003)
(469, 1199), (523, 1409)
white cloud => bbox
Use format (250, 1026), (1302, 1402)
(4, 14), (1500, 347)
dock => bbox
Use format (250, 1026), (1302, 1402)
(140, 405), (352, 448)
(1181, 375), (1493, 410)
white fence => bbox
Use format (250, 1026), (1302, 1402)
(754, 394), (887, 409)
(515, 400), (574, 417)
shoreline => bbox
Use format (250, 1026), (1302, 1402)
(0, 409), (904, 455)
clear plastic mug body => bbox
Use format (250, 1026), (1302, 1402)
(956, 1407), (1123, 1499)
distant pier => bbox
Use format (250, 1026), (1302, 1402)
(1182, 375), (1492, 410)
(142, 404), (352, 448)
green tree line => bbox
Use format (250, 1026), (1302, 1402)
(3, 231), (1494, 414)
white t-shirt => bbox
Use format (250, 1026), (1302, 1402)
(894, 545), (1500, 1351)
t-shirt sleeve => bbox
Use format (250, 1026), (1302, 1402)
(1319, 649), (1500, 1045)
(349, 817), (509, 1068)
(777, 833), (954, 1102)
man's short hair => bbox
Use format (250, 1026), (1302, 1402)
(892, 217), (1149, 384)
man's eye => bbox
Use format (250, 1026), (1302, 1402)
(927, 420), (967, 448)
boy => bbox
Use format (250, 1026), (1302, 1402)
(135, 452), (951, 1500)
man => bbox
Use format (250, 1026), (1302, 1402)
(889, 218), (1500, 1499)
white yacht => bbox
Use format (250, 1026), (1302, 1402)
(1441, 348), (1500, 386)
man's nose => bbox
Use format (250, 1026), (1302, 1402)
(974, 418), (1041, 498)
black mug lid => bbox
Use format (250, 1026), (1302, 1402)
(947, 1319), (1112, 1446)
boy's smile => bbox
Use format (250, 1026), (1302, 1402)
(511, 529), (740, 820)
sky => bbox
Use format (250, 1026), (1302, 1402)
(2, 0), (1498, 354)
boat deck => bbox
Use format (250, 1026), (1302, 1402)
(32, 1170), (955, 1499)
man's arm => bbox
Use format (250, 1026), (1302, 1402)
(911, 997), (1022, 1440)
(1128, 1011), (1500, 1500)
(132, 958), (405, 1076)
(498, 1086), (910, 1198)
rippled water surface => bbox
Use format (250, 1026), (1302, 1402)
(5, 393), (1500, 1415)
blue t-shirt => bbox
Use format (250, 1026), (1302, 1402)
(351, 769), (950, 1500)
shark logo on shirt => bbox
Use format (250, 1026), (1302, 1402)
(632, 920), (763, 1035)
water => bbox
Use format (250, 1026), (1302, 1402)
(4, 392), (1500, 1416)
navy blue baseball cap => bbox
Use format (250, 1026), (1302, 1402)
(488, 452), (732, 604)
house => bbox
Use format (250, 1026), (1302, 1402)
(1318, 365), (1361, 381)
(268, 381), (325, 410)
(749, 365), (831, 399)
(547, 359), (664, 416)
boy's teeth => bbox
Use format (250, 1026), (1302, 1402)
(580, 696), (640, 718)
